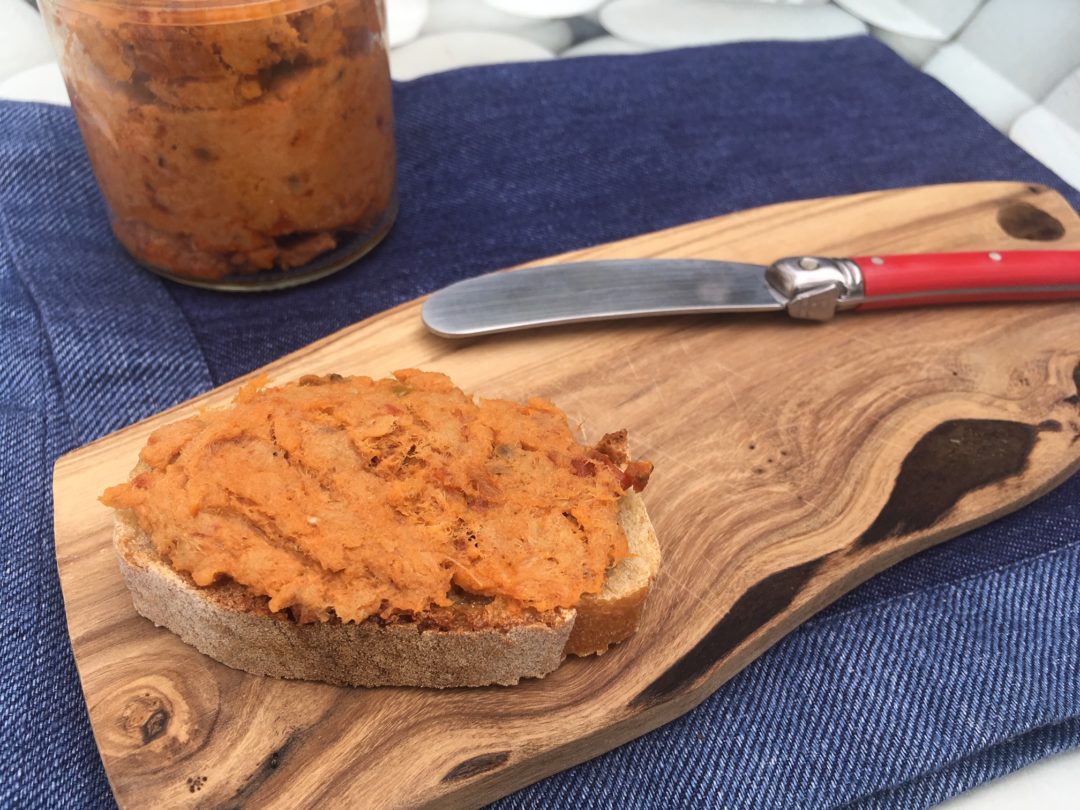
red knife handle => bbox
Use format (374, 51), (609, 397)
(854, 250), (1080, 309)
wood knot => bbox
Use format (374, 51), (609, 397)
(95, 666), (219, 765)
(120, 693), (172, 746)
(996, 202), (1065, 241)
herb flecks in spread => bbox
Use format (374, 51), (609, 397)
(102, 371), (653, 626)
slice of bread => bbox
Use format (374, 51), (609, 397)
(113, 489), (659, 687)
(566, 492), (661, 657)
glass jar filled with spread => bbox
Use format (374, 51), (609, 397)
(39, 0), (397, 290)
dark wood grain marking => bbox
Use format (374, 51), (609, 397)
(228, 728), (305, 805)
(857, 419), (1039, 548)
(141, 708), (169, 745)
(118, 692), (171, 746)
(442, 751), (511, 783)
(1065, 361), (1080, 407)
(996, 202), (1065, 241)
(629, 556), (827, 710)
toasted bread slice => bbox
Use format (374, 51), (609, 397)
(113, 490), (659, 687)
(566, 492), (661, 657)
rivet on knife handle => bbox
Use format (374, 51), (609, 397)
(766, 251), (1080, 320)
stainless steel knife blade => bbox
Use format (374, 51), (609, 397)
(421, 250), (1080, 338)
(421, 259), (784, 337)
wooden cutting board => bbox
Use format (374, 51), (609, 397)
(53, 181), (1080, 809)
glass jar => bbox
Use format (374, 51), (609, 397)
(39, 0), (397, 290)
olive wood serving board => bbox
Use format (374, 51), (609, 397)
(53, 181), (1080, 809)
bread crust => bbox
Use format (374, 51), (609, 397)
(566, 493), (660, 657)
(112, 491), (659, 687)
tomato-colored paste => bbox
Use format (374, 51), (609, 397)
(102, 371), (653, 624)
(44, 0), (396, 282)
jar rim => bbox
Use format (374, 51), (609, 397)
(43, 0), (346, 25)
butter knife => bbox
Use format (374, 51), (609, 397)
(422, 250), (1080, 337)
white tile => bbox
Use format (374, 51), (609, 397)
(422, 1), (572, 51)
(1011, 67), (1080, 192)
(515, 20), (575, 52)
(955, 0), (1080, 102)
(424, 0), (534, 33)
(0, 60), (69, 105)
(387, 0), (430, 47)
(599, 0), (867, 48)
(390, 30), (553, 80)
(0, 0), (55, 82)
(834, 0), (983, 40)
(870, 26), (940, 67)
(1039, 65), (1080, 131)
(562, 35), (649, 57)
(482, 0), (608, 19)
(920, 0), (1080, 131)
(923, 43), (1035, 131)
(1011, 107), (1080, 193)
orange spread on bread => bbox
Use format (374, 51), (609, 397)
(101, 370), (653, 625)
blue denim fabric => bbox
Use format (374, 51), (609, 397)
(1, 36), (1078, 808)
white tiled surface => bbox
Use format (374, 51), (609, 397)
(835, 0), (982, 40)
(1012, 66), (1080, 192)
(390, 30), (554, 79)
(0, 0), (53, 78)
(599, 0), (868, 47)
(2, 1), (1078, 804)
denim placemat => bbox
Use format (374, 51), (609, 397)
(1, 36), (1078, 808)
